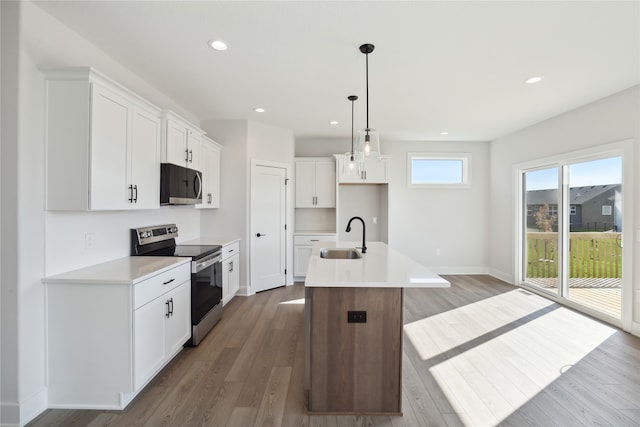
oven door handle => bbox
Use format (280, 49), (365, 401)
(194, 254), (221, 273)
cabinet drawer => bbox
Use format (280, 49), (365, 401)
(222, 241), (240, 261)
(134, 263), (190, 309)
(294, 234), (337, 246)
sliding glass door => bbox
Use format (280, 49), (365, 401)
(523, 167), (561, 295)
(521, 156), (623, 320)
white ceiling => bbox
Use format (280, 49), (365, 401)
(33, 1), (639, 141)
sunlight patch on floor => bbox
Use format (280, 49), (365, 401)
(405, 290), (616, 425)
(279, 298), (305, 305)
(404, 289), (554, 361)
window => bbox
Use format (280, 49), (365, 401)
(570, 205), (577, 215)
(408, 153), (471, 188)
(602, 205), (612, 215)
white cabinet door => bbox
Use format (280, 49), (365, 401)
(295, 161), (316, 208)
(314, 161), (336, 207)
(222, 241), (240, 305)
(295, 160), (336, 208)
(294, 245), (313, 277)
(130, 107), (160, 209)
(361, 158), (388, 183)
(196, 139), (221, 209)
(164, 281), (191, 357)
(228, 254), (240, 297)
(89, 83), (130, 210)
(133, 298), (165, 390)
(209, 146), (221, 208)
(165, 120), (189, 167)
(187, 131), (201, 171)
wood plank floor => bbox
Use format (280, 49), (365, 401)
(28, 276), (640, 427)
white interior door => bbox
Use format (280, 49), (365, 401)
(251, 163), (287, 293)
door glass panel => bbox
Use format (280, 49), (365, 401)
(523, 167), (560, 294)
(567, 157), (622, 318)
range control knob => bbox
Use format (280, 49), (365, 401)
(169, 227), (178, 233)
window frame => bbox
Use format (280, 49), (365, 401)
(407, 152), (471, 189)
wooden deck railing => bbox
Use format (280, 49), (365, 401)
(527, 232), (622, 278)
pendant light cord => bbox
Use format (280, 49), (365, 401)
(365, 52), (369, 131)
(348, 95), (358, 161)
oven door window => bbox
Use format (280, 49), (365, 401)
(192, 261), (222, 324)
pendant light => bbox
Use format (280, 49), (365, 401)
(343, 95), (362, 176)
(356, 43), (381, 161)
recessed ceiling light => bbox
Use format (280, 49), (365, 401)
(329, 120), (339, 125)
(525, 76), (543, 84)
(440, 131), (449, 136)
(208, 39), (228, 51)
(254, 108), (265, 113)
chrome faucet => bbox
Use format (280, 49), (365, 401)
(345, 216), (366, 253)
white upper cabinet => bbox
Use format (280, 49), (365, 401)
(44, 67), (161, 211)
(196, 136), (222, 209)
(295, 159), (336, 208)
(336, 156), (389, 184)
(161, 111), (204, 171)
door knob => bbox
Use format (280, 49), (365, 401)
(256, 233), (267, 237)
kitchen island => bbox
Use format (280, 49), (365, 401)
(305, 241), (449, 415)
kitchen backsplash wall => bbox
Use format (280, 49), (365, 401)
(45, 208), (201, 276)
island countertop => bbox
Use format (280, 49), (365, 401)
(305, 241), (450, 288)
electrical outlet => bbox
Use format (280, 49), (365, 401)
(435, 248), (441, 256)
(372, 216), (377, 224)
(348, 311), (367, 323)
(85, 233), (95, 249)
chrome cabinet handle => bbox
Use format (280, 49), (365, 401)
(128, 185), (134, 203)
(185, 148), (189, 163)
(256, 233), (266, 237)
(229, 261), (233, 272)
(165, 300), (171, 318)
(133, 185), (138, 203)
(162, 278), (175, 285)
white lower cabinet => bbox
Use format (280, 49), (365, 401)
(294, 234), (337, 278)
(46, 262), (190, 409)
(221, 240), (240, 305)
(133, 280), (190, 390)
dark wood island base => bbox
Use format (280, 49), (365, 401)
(305, 286), (403, 415)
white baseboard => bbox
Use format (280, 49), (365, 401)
(19, 387), (47, 427)
(632, 321), (640, 338)
(0, 400), (20, 427)
(488, 268), (514, 285)
(430, 266), (489, 275)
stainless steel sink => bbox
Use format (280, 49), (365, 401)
(319, 248), (362, 259)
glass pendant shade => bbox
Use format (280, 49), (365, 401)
(343, 152), (362, 176)
(356, 128), (381, 160)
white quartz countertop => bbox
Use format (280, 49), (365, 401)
(181, 236), (240, 247)
(305, 241), (450, 288)
(42, 256), (191, 285)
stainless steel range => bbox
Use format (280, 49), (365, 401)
(131, 224), (222, 346)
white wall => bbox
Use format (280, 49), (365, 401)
(200, 120), (249, 293)
(1, 2), (203, 425)
(489, 86), (639, 327)
(201, 120), (295, 293)
(384, 140), (490, 273)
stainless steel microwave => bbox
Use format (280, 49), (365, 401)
(160, 163), (202, 205)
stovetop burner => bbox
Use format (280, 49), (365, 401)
(130, 224), (221, 260)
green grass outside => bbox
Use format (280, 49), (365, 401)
(526, 233), (622, 279)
